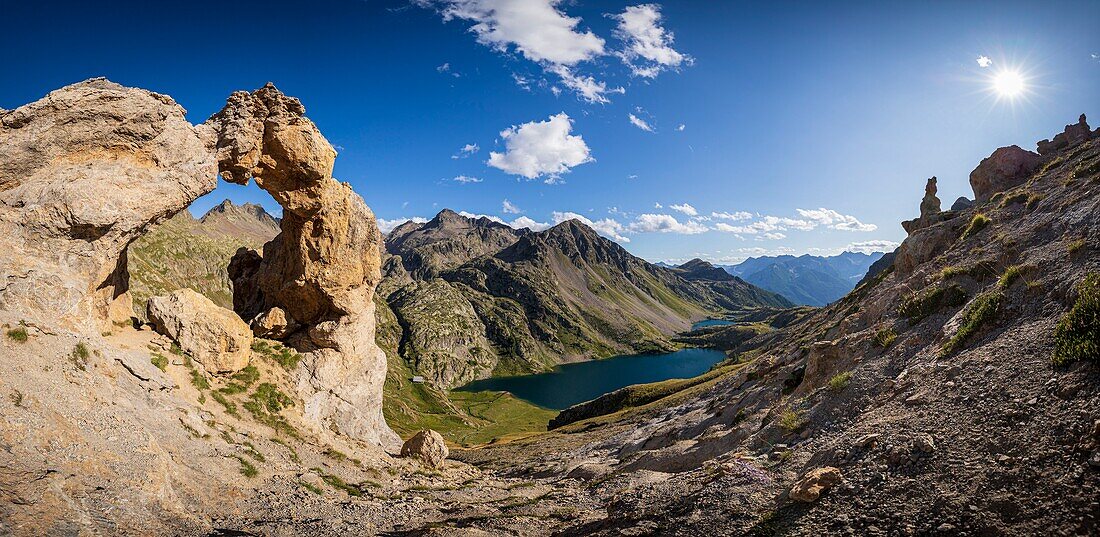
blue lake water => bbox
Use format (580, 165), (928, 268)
(454, 348), (727, 410)
(691, 319), (734, 330)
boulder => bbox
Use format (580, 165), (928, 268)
(1037, 114), (1092, 156)
(208, 84), (397, 447)
(950, 197), (974, 211)
(789, 466), (842, 502)
(0, 78), (216, 332)
(969, 145), (1042, 202)
(147, 289), (252, 373)
(250, 306), (296, 339)
(400, 430), (449, 469)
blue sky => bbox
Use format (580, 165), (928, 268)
(2, 0), (1097, 263)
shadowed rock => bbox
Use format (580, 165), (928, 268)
(969, 145), (1042, 202)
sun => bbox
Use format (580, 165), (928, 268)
(991, 69), (1026, 98)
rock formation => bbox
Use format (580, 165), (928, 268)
(788, 467), (843, 502)
(209, 84), (397, 447)
(950, 196), (973, 211)
(969, 145), (1043, 202)
(147, 288), (252, 373)
(901, 177), (942, 234)
(0, 78), (217, 331)
(400, 429), (449, 469)
(1037, 114), (1094, 155)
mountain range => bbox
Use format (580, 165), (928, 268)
(720, 251), (886, 306)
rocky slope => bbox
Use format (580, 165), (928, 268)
(382, 212), (792, 388)
(723, 251), (886, 306)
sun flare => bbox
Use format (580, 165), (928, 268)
(992, 69), (1026, 98)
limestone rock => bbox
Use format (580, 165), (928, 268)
(400, 429), (449, 469)
(208, 83), (396, 447)
(969, 145), (1042, 202)
(147, 289), (252, 373)
(789, 466), (842, 502)
(251, 307), (295, 339)
(0, 78), (217, 331)
(1037, 114), (1093, 156)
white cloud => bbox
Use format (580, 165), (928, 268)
(714, 216), (813, 235)
(763, 232), (786, 240)
(437, 62), (451, 72)
(796, 208), (877, 232)
(510, 215), (551, 231)
(977, 55), (992, 68)
(451, 175), (483, 184)
(502, 199), (522, 214)
(669, 203), (697, 216)
(488, 113), (593, 181)
(547, 65), (624, 104)
(628, 213), (708, 234)
(711, 210), (752, 221)
(612, 4), (691, 78)
(378, 216), (428, 234)
(845, 239), (899, 254)
(628, 113), (655, 132)
(628, 174), (638, 180)
(551, 211), (629, 242)
(676, 123), (685, 131)
(452, 143), (480, 159)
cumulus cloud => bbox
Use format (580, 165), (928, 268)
(711, 210), (752, 221)
(628, 113), (655, 132)
(977, 55), (992, 68)
(548, 65), (624, 104)
(763, 232), (786, 240)
(378, 216), (428, 234)
(845, 240), (899, 254)
(451, 175), (483, 184)
(510, 215), (551, 231)
(796, 208), (877, 232)
(628, 213), (708, 234)
(452, 143), (480, 159)
(611, 4), (692, 78)
(714, 215), (813, 235)
(552, 211), (630, 242)
(676, 123), (685, 131)
(488, 113), (593, 181)
(669, 203), (697, 216)
(502, 199), (522, 214)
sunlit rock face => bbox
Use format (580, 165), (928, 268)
(0, 78), (217, 332)
(208, 84), (397, 447)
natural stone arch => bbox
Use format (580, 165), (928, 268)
(0, 78), (397, 447)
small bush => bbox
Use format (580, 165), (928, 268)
(10, 390), (25, 407)
(211, 391), (240, 418)
(232, 455), (258, 478)
(1052, 273), (1100, 365)
(242, 441), (266, 462)
(150, 353), (168, 372)
(998, 265), (1026, 290)
(941, 290), (1004, 356)
(169, 343), (184, 356)
(940, 260), (997, 281)
(314, 468), (362, 497)
(828, 371), (852, 391)
(219, 365), (261, 395)
(69, 343), (90, 371)
(299, 480), (324, 495)
(872, 327), (897, 349)
(960, 213), (991, 241)
(252, 383), (294, 413)
(777, 409), (806, 432)
(252, 339), (300, 371)
(999, 191), (1029, 208)
(899, 285), (968, 324)
(189, 369), (211, 391)
(5, 326), (28, 343)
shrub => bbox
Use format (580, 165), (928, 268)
(252, 339), (300, 371)
(998, 265), (1026, 290)
(777, 409), (806, 432)
(219, 365), (260, 395)
(960, 213), (991, 241)
(252, 383), (294, 413)
(941, 290), (1004, 356)
(872, 327), (897, 348)
(69, 343), (90, 371)
(5, 326), (28, 343)
(899, 284), (968, 324)
(999, 191), (1029, 208)
(150, 353), (168, 372)
(828, 371), (852, 391)
(211, 391), (240, 418)
(1067, 238), (1087, 255)
(1052, 273), (1100, 365)
(232, 455), (258, 478)
(300, 480), (324, 495)
(189, 369), (211, 390)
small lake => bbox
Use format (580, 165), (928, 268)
(692, 318), (734, 330)
(454, 348), (727, 410)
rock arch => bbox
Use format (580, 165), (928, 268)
(0, 78), (396, 447)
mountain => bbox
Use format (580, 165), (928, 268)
(722, 251), (886, 306)
(198, 199), (280, 241)
(380, 212), (792, 388)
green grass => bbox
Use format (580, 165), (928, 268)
(872, 327), (897, 348)
(189, 369), (211, 390)
(939, 260), (997, 281)
(69, 343), (90, 371)
(998, 265), (1027, 290)
(232, 455), (258, 478)
(269, 437), (300, 463)
(150, 353), (168, 372)
(1052, 273), (1100, 365)
(941, 290), (1004, 356)
(313, 468), (363, 497)
(999, 191), (1029, 208)
(299, 481), (325, 495)
(5, 326), (28, 343)
(242, 442), (266, 462)
(1067, 238), (1087, 256)
(218, 365), (261, 395)
(211, 391), (240, 418)
(252, 339), (300, 371)
(777, 409), (806, 432)
(960, 213), (991, 241)
(899, 284), (968, 324)
(251, 383), (294, 413)
(827, 371), (852, 391)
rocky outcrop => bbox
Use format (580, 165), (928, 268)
(969, 145), (1043, 202)
(901, 177), (942, 234)
(250, 306), (296, 339)
(1037, 114), (1093, 155)
(0, 78), (216, 331)
(400, 429), (449, 468)
(209, 84), (397, 447)
(789, 467), (842, 502)
(896, 177), (959, 275)
(147, 288), (252, 373)
(950, 196), (973, 211)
